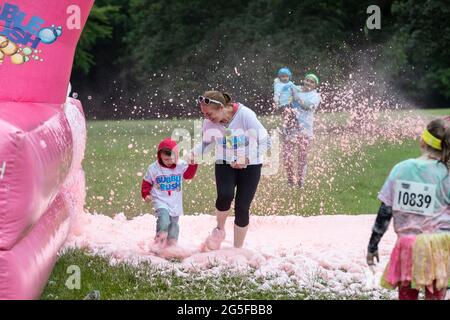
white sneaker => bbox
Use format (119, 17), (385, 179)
(204, 227), (226, 251)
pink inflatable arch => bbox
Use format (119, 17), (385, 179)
(0, 0), (93, 299)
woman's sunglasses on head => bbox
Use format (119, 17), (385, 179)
(198, 96), (224, 107)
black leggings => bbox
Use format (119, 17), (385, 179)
(215, 164), (262, 227)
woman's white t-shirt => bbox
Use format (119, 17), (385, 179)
(194, 104), (270, 165)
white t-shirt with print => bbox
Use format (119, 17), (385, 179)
(143, 160), (189, 217)
(194, 104), (270, 165)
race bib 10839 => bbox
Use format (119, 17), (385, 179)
(393, 180), (436, 215)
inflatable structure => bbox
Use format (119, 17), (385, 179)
(0, 0), (93, 299)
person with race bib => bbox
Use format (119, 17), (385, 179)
(366, 118), (450, 300)
(192, 91), (270, 251)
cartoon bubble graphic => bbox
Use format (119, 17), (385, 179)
(1, 39), (18, 56)
(55, 26), (62, 37)
(38, 26), (62, 44)
(38, 28), (57, 44)
(22, 47), (32, 56)
(0, 35), (8, 48)
(10, 53), (24, 65)
(24, 56), (30, 62)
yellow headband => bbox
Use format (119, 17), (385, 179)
(422, 129), (442, 150)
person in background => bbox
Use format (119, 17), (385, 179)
(282, 73), (321, 187)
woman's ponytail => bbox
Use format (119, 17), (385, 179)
(426, 118), (450, 170)
(222, 92), (232, 105)
(442, 121), (450, 168)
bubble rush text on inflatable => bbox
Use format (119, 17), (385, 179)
(0, 0), (94, 299)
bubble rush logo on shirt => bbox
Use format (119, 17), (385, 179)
(156, 174), (182, 192)
(222, 130), (249, 150)
(0, 2), (62, 65)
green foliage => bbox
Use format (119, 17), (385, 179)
(123, 0), (251, 81)
(73, 0), (450, 107)
(387, 0), (450, 98)
(80, 109), (450, 217)
(74, 5), (119, 74)
(120, 0), (375, 80)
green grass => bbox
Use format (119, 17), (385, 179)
(83, 109), (443, 217)
(41, 249), (385, 300)
(420, 108), (450, 117)
(41, 108), (448, 300)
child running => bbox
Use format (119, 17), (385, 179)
(366, 118), (450, 300)
(141, 138), (198, 249)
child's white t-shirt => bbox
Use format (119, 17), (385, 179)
(143, 160), (189, 217)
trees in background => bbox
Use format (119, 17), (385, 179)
(386, 1), (450, 100)
(73, 0), (450, 118)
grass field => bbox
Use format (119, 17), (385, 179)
(42, 249), (391, 300)
(83, 108), (443, 217)
(41, 108), (448, 300)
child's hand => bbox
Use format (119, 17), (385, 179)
(366, 250), (379, 266)
(144, 195), (152, 203)
(186, 151), (196, 164)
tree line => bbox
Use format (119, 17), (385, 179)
(72, 0), (450, 119)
